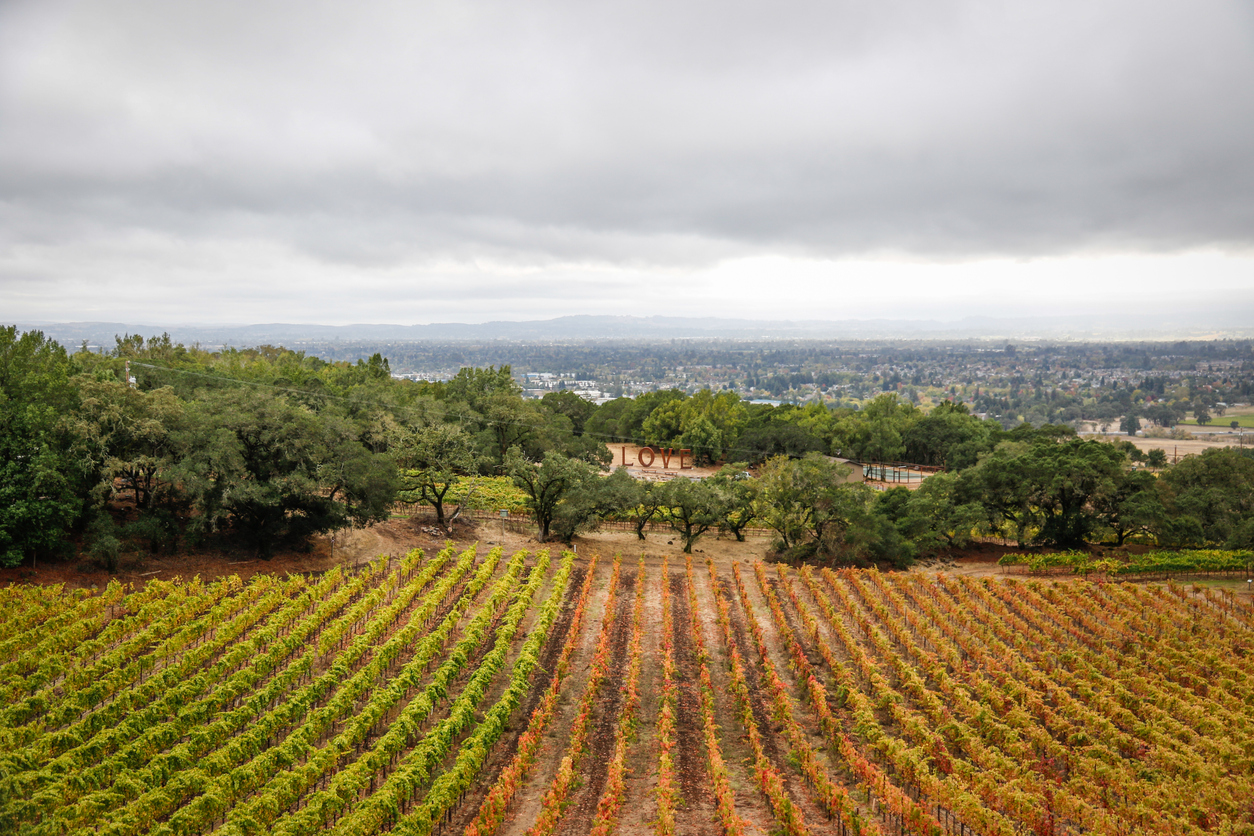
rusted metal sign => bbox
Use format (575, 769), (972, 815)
(619, 446), (693, 469)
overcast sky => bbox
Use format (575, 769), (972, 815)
(3, 0), (1253, 326)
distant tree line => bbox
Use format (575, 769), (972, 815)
(288, 335), (1254, 428)
(3, 327), (1251, 571)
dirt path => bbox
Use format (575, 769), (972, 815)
(553, 568), (635, 836)
(688, 561), (774, 836)
(668, 570), (717, 836)
(493, 555), (614, 836)
(615, 564), (664, 836)
(443, 562), (588, 836)
(719, 572), (833, 832)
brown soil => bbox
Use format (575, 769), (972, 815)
(668, 570), (717, 836)
(616, 564), (664, 836)
(686, 560), (775, 836)
(719, 575), (833, 829)
(1081, 432), (1247, 460)
(0, 517), (434, 591)
(0, 509), (778, 591)
(444, 563), (588, 835)
(554, 568), (635, 836)
(493, 556), (613, 836)
(8, 513), (1238, 595)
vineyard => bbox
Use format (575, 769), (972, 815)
(998, 549), (1253, 580)
(2, 547), (1253, 836)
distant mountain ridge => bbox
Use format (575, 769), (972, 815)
(11, 312), (1254, 349)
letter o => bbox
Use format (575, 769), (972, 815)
(638, 447), (656, 467)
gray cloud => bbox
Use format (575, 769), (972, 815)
(2, 0), (1252, 323)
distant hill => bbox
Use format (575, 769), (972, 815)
(11, 312), (1254, 350)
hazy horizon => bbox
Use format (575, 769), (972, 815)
(11, 311), (1254, 348)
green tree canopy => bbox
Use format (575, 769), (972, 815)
(657, 477), (725, 553)
(173, 389), (397, 557)
(961, 438), (1128, 548)
(599, 389), (686, 443)
(902, 404), (997, 470)
(753, 453), (910, 566)
(441, 365), (521, 411)
(898, 472), (984, 552)
(549, 466), (641, 542)
(541, 390), (595, 436)
(830, 394), (919, 462)
(704, 466), (759, 542)
(642, 389), (747, 465)
(505, 448), (600, 541)
(1091, 467), (1163, 546)
(0, 328), (87, 567)
(394, 421), (480, 531)
(1158, 448), (1254, 548)
(70, 377), (186, 510)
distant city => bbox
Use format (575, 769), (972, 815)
(16, 318), (1251, 431)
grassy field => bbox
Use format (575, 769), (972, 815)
(1180, 413), (1254, 428)
(1180, 403), (1254, 428)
